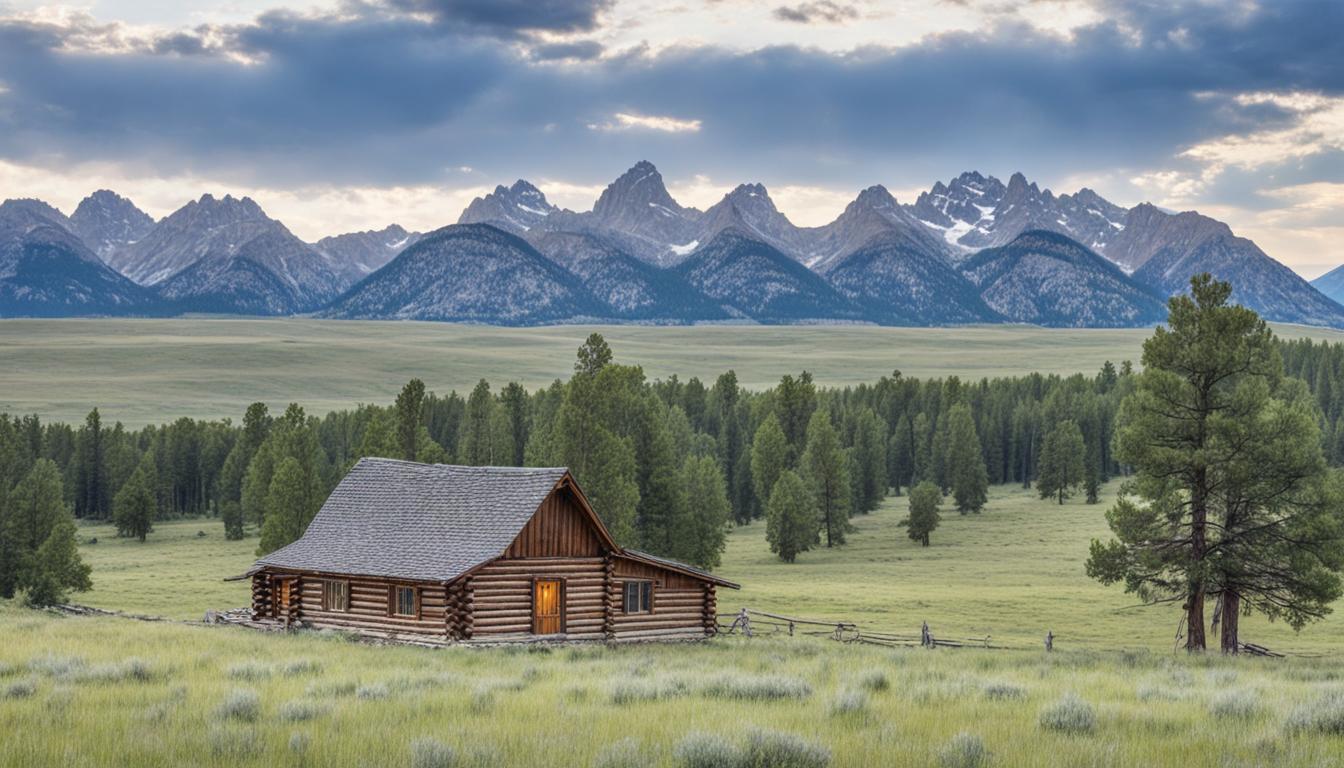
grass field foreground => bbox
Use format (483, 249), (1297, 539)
(3, 603), (1344, 767)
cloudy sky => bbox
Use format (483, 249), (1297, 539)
(0, 0), (1340, 275)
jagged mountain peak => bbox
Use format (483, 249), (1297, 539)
(70, 189), (155, 261)
(0, 198), (71, 230)
(595, 160), (685, 216)
(458, 178), (557, 234)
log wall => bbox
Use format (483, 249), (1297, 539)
(288, 573), (449, 636)
(467, 557), (608, 641)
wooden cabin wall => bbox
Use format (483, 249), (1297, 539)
(466, 557), (608, 641)
(289, 573), (448, 636)
(607, 557), (715, 640)
(502, 487), (604, 558)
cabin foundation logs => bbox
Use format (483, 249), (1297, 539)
(603, 555), (619, 640)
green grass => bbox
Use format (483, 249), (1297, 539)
(73, 480), (1344, 652)
(3, 602), (1344, 767)
(17, 318), (1344, 426)
(2, 481), (1342, 766)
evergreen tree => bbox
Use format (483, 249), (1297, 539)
(73, 408), (108, 519)
(801, 410), (851, 547)
(1084, 439), (1101, 504)
(394, 378), (425, 461)
(945, 403), (988, 514)
(888, 413), (914, 495)
(1087, 275), (1284, 652)
(902, 480), (942, 546)
(850, 408), (887, 513)
(357, 410), (400, 459)
(750, 414), (789, 519)
(1037, 420), (1086, 504)
(679, 455), (731, 569)
(257, 456), (323, 555)
(221, 500), (245, 541)
(575, 333), (613, 377)
(112, 459), (156, 542)
(459, 379), (501, 465)
(775, 372), (817, 458)
(500, 382), (529, 467)
(765, 470), (819, 563)
(6, 459), (91, 605)
(911, 412), (932, 484)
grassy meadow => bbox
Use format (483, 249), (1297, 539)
(0, 318), (1202, 426)
(2, 472), (1344, 766)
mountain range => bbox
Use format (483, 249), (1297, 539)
(3, 162), (1342, 328)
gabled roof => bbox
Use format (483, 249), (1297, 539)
(253, 458), (572, 582)
(622, 549), (740, 589)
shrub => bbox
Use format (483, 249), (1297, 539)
(27, 654), (86, 679)
(826, 688), (868, 717)
(356, 683), (389, 700)
(470, 686), (495, 713)
(410, 737), (458, 768)
(609, 676), (692, 704)
(981, 681), (1026, 701)
(742, 728), (830, 768)
(226, 662), (273, 681)
(857, 670), (889, 692)
(592, 737), (648, 768)
(208, 725), (262, 760)
(1038, 693), (1095, 734)
(674, 732), (742, 768)
(0, 662), (15, 678)
(289, 731), (311, 756)
(703, 675), (811, 701)
(80, 658), (155, 684)
(306, 679), (358, 698)
(217, 688), (261, 722)
(937, 732), (990, 768)
(279, 699), (328, 722)
(1209, 688), (1262, 720)
(1285, 690), (1344, 735)
(1135, 683), (1185, 702)
(282, 659), (322, 676)
(3, 677), (38, 699)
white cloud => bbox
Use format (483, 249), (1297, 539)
(1182, 91), (1344, 172)
(588, 112), (703, 133)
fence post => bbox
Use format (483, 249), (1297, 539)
(921, 621), (931, 648)
(740, 608), (752, 638)
(1045, 630), (1054, 652)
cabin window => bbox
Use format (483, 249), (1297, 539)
(321, 580), (349, 612)
(391, 585), (418, 618)
(623, 581), (653, 614)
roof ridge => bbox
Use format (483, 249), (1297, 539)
(354, 456), (568, 474)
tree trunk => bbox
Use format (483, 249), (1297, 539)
(1185, 587), (1206, 652)
(1220, 591), (1240, 654)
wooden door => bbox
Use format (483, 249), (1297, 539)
(274, 578), (292, 621)
(533, 579), (563, 635)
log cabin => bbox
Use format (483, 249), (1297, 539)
(240, 457), (739, 644)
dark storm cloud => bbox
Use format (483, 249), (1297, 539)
(0, 0), (1339, 191)
(528, 40), (605, 61)
(773, 1), (860, 24)
(387, 0), (614, 35)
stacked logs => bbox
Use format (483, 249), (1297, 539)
(467, 559), (606, 639)
(285, 576), (302, 627)
(603, 555), (619, 640)
(250, 574), (272, 621)
(445, 580), (467, 640)
(702, 584), (717, 637)
(462, 577), (475, 640)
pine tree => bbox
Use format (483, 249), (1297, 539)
(1036, 420), (1086, 504)
(1087, 275), (1290, 652)
(765, 470), (819, 563)
(112, 460), (156, 542)
(357, 410), (400, 459)
(680, 455), (732, 569)
(394, 378), (425, 461)
(73, 408), (108, 519)
(221, 500), (245, 541)
(6, 459), (91, 605)
(459, 379), (499, 465)
(801, 410), (851, 547)
(500, 382), (529, 467)
(575, 333), (612, 377)
(945, 403), (988, 514)
(775, 372), (817, 458)
(850, 408), (887, 513)
(257, 456), (322, 555)
(750, 414), (789, 518)
(902, 481), (942, 546)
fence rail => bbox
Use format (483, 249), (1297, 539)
(717, 608), (1010, 650)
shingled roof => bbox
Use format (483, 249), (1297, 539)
(253, 458), (572, 582)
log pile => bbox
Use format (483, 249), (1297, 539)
(603, 555), (619, 640)
(702, 585), (717, 637)
(250, 574), (272, 621)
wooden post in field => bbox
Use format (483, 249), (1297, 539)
(739, 608), (752, 638)
(1045, 630), (1054, 652)
(921, 621), (931, 648)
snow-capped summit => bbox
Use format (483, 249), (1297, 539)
(458, 180), (558, 234)
(69, 190), (156, 261)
